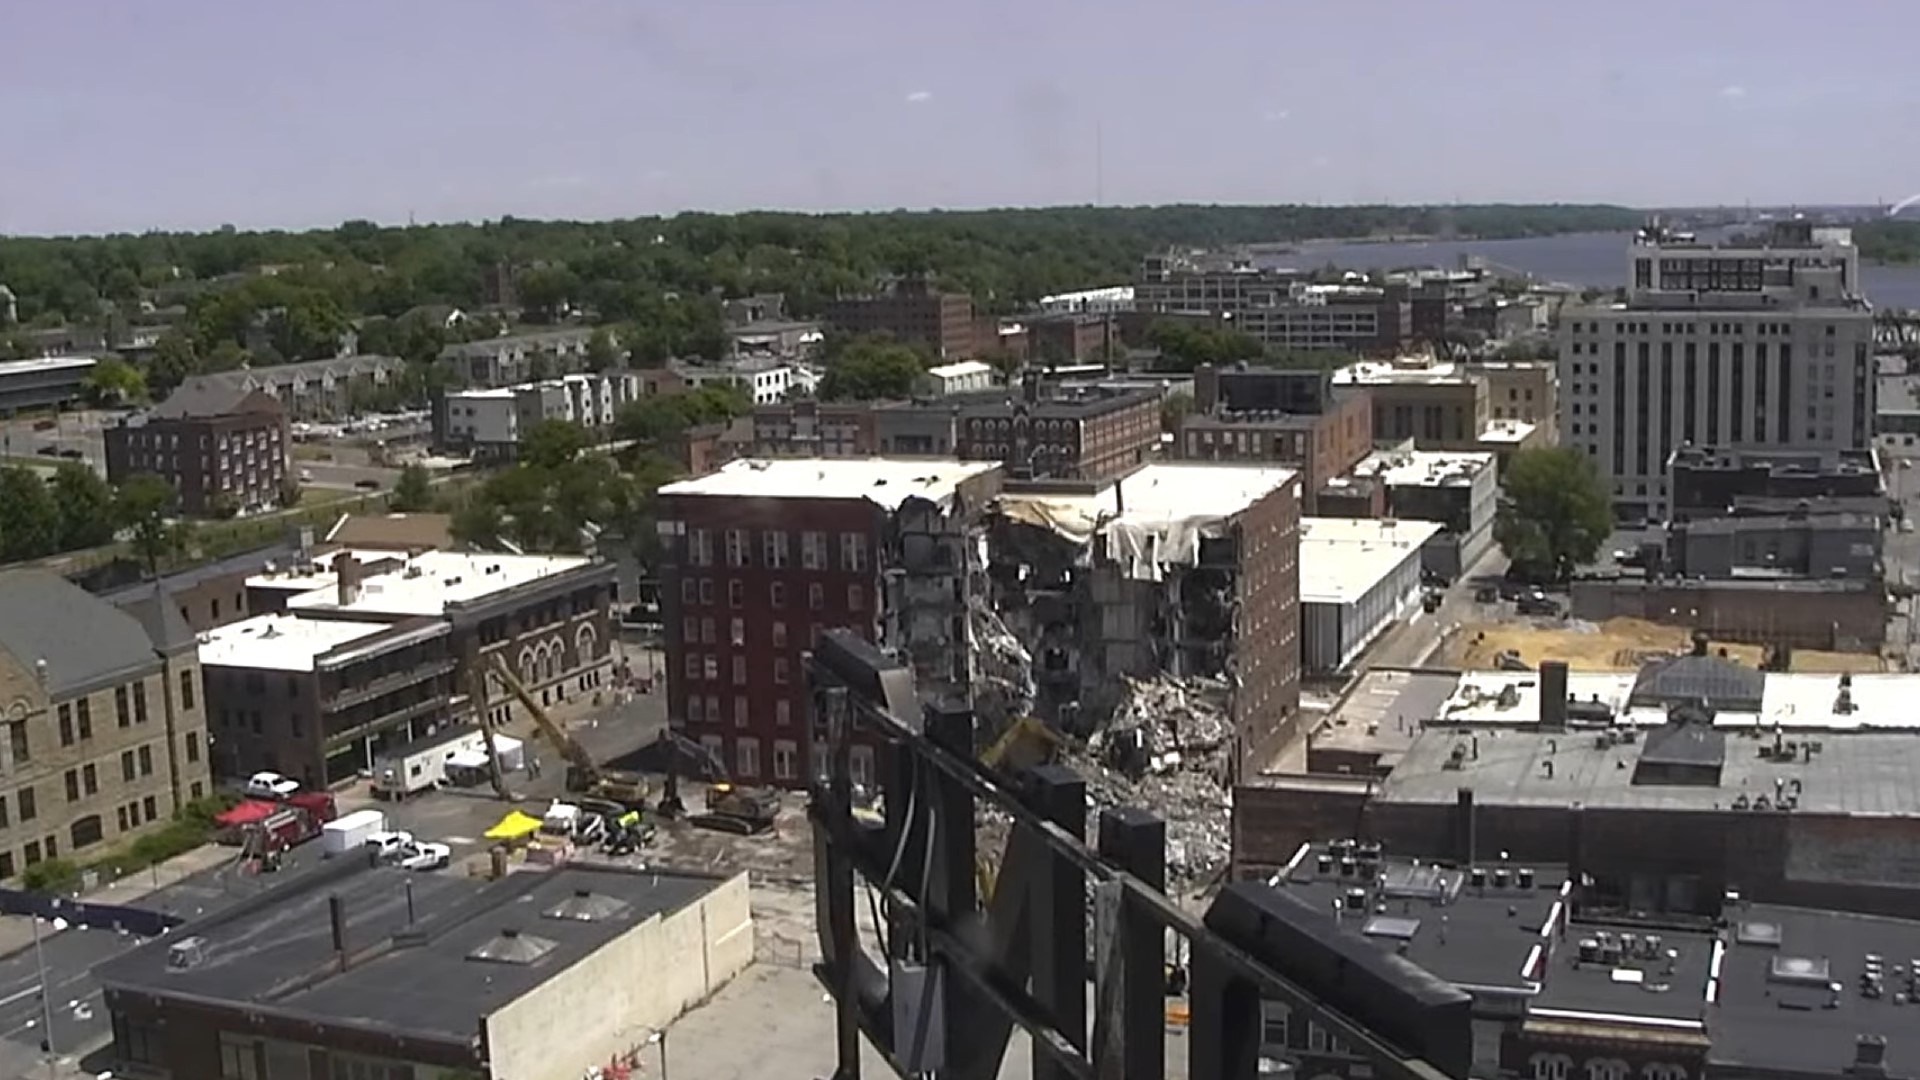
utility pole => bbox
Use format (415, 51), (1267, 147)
(33, 917), (55, 1079)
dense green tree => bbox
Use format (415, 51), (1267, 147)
(585, 327), (621, 371)
(612, 383), (750, 445)
(1159, 390), (1194, 433)
(117, 473), (182, 577)
(1145, 320), (1266, 371)
(389, 463), (435, 511)
(819, 337), (926, 401)
(1494, 447), (1613, 582)
(84, 356), (147, 404)
(0, 468), (59, 562)
(148, 329), (201, 392)
(50, 463), (117, 550)
(520, 419), (592, 470)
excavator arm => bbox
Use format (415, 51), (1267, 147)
(486, 653), (601, 787)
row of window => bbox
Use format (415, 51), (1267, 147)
(1529, 1053), (1687, 1080)
(0, 785), (198, 882)
(686, 693), (794, 729)
(684, 652), (792, 685)
(693, 733), (802, 781)
(687, 527), (869, 573)
(680, 575), (867, 613)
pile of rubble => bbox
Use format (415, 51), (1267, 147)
(968, 599), (1036, 731)
(1078, 675), (1234, 886)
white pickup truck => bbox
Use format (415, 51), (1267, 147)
(366, 830), (451, 871)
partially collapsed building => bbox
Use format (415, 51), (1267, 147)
(985, 463), (1304, 773)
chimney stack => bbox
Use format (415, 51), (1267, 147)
(328, 894), (348, 969)
(1456, 787), (1477, 866)
(1539, 660), (1569, 732)
(335, 553), (364, 607)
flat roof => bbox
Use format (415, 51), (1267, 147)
(95, 860), (722, 1043)
(1352, 449), (1495, 489)
(927, 360), (993, 379)
(1333, 359), (1472, 386)
(1304, 668), (1464, 769)
(281, 550), (598, 619)
(1274, 847), (1569, 997)
(1530, 922), (1716, 1024)
(0, 355), (97, 377)
(197, 614), (395, 672)
(657, 457), (999, 511)
(1299, 517), (1442, 605)
(1712, 903), (1920, 1074)
(246, 549), (410, 593)
(999, 463), (1297, 540)
(1478, 420), (1535, 444)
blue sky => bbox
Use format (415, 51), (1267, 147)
(4, 0), (1919, 234)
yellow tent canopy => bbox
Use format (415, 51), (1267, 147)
(483, 809), (544, 840)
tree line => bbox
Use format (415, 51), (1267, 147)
(0, 464), (187, 571)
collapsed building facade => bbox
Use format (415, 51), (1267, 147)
(984, 463), (1304, 777)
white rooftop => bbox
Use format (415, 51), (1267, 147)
(1430, 669), (1920, 733)
(1298, 517), (1442, 605)
(282, 550), (596, 618)
(444, 386), (516, 400)
(1353, 449), (1495, 488)
(1332, 358), (1469, 386)
(927, 360), (993, 380)
(246, 549), (410, 593)
(0, 355), (96, 378)
(1478, 420), (1536, 444)
(197, 614), (394, 672)
(658, 457), (1000, 511)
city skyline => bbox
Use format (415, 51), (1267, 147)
(5, 0), (1920, 236)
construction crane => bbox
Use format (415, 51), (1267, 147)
(486, 654), (650, 808)
(464, 649), (515, 802)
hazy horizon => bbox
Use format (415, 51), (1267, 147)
(6, 0), (1919, 236)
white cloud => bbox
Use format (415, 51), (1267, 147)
(904, 90), (933, 104)
(1719, 84), (1747, 100)
(1263, 108), (1290, 123)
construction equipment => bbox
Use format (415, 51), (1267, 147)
(975, 715), (1067, 899)
(486, 654), (650, 809)
(650, 728), (780, 834)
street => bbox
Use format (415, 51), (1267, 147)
(1879, 439), (1920, 670)
(0, 684), (668, 1078)
(1365, 543), (1511, 668)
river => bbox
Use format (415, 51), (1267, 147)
(1265, 231), (1920, 311)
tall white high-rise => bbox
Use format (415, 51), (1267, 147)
(1556, 221), (1875, 521)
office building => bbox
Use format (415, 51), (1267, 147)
(0, 572), (211, 880)
(1336, 448), (1499, 578)
(171, 354), (411, 422)
(1297, 517), (1441, 672)
(97, 860), (750, 1080)
(0, 356), (94, 414)
(923, 360), (995, 397)
(820, 278), (979, 360)
(956, 379), (1160, 482)
(1136, 250), (1409, 353)
(227, 549), (616, 784)
(1558, 222), (1875, 521)
(1332, 357), (1542, 457)
(434, 371), (651, 461)
(105, 378), (291, 516)
(656, 458), (1005, 788)
(1177, 367), (1375, 511)
(437, 328), (599, 388)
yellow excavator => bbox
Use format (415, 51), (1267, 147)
(975, 715), (1065, 900)
(485, 654), (651, 809)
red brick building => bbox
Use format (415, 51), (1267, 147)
(820, 277), (980, 360)
(956, 379), (1159, 482)
(657, 458), (1003, 788)
(104, 378), (290, 516)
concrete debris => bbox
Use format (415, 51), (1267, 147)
(1091, 675), (1232, 779)
(1079, 675), (1235, 884)
(968, 598), (1036, 730)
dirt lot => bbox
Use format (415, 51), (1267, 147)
(1441, 616), (1887, 673)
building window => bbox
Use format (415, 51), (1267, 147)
(697, 578), (714, 605)
(772, 621), (787, 648)
(728, 579), (745, 608)
(700, 617), (716, 645)
(776, 700), (792, 726)
(1530, 1054), (1572, 1080)
(144, 795), (157, 820)
(683, 615), (699, 642)
(23, 841), (40, 867)
(700, 734), (725, 764)
(116, 686), (131, 727)
(801, 531), (827, 570)
(702, 656), (719, 681)
(1261, 1001), (1290, 1048)
(688, 528), (713, 566)
(681, 577), (697, 604)
(688, 696), (705, 725)
(76, 697), (91, 738)
(8, 722), (28, 765)
(57, 705), (73, 747)
(808, 583), (824, 610)
(684, 653), (701, 680)
(134, 682), (150, 724)
(64, 770), (79, 802)
(848, 585), (865, 612)
(737, 737), (761, 778)
(840, 533), (868, 572)
(1586, 1060), (1629, 1080)
(773, 740), (798, 780)
(18, 786), (34, 822)
(774, 659), (789, 685)
(725, 529), (750, 567)
(763, 530), (789, 568)
(730, 618), (746, 646)
(731, 656), (747, 686)
(733, 697), (749, 728)
(769, 582), (786, 608)
(180, 670), (196, 710)
(82, 764), (96, 796)
(219, 1032), (262, 1080)
(139, 745), (154, 776)
(70, 815), (103, 850)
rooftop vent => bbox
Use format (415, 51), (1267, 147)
(467, 927), (558, 966)
(543, 889), (632, 923)
(1770, 955), (1834, 988)
(1361, 916), (1422, 942)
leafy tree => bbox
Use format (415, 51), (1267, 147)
(0, 467), (59, 562)
(148, 329), (201, 392)
(116, 473), (182, 577)
(1159, 390), (1194, 434)
(612, 384), (749, 445)
(819, 337), (926, 402)
(1494, 447), (1613, 582)
(1146, 320), (1265, 371)
(585, 327), (622, 371)
(520, 419), (592, 470)
(50, 463), (117, 550)
(390, 464), (435, 511)
(84, 356), (147, 404)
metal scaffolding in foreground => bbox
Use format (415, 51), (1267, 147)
(805, 629), (1468, 1080)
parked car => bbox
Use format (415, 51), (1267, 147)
(364, 829), (417, 858)
(354, 478), (380, 490)
(35, 445), (58, 457)
(392, 840), (452, 871)
(57, 448), (83, 459)
(245, 771), (300, 799)
(1516, 592), (1562, 617)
